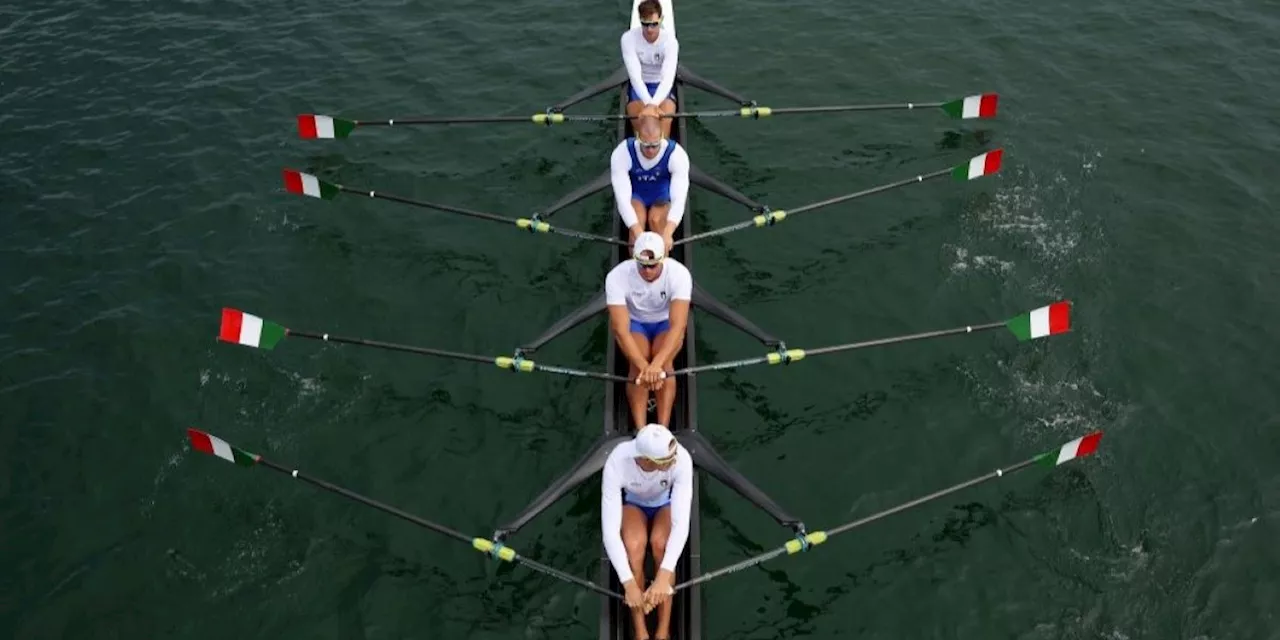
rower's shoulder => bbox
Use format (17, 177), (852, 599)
(664, 257), (692, 279)
(620, 26), (641, 44)
(606, 259), (634, 281)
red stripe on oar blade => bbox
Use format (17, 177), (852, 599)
(1049, 301), (1071, 334)
(297, 115), (318, 139)
(219, 308), (243, 343)
(979, 93), (999, 117)
(282, 170), (304, 195)
(187, 427), (216, 455)
(1075, 431), (1102, 458)
(983, 149), (1003, 175)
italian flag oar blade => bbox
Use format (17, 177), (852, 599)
(297, 114), (357, 139)
(219, 308), (287, 350)
(940, 93), (999, 119)
(953, 149), (1003, 181)
(187, 427), (259, 466)
(1006, 301), (1071, 341)
(282, 169), (340, 200)
(1037, 431), (1103, 466)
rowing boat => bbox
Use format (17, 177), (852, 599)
(191, 4), (1105, 636)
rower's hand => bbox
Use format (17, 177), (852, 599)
(623, 579), (646, 610)
(628, 225), (643, 249)
(643, 569), (675, 610)
(640, 361), (666, 389)
(640, 104), (662, 119)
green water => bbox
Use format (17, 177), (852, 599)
(3, 0), (1279, 637)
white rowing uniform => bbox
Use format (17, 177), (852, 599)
(620, 25), (679, 105)
(609, 138), (689, 230)
(605, 255), (693, 324)
(600, 438), (694, 584)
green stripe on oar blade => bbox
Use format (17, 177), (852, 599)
(187, 428), (258, 466)
(1006, 301), (1071, 341)
(297, 114), (356, 139)
(282, 169), (339, 200)
(218, 307), (286, 349)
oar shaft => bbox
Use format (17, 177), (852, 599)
(533, 363), (630, 384)
(254, 457), (474, 544)
(337, 186), (513, 226)
(669, 102), (946, 119)
(787, 167), (951, 217)
(827, 456), (1042, 539)
(357, 115), (534, 125)
(286, 329), (496, 366)
(803, 321), (1005, 358)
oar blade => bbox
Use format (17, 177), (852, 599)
(282, 169), (340, 200)
(187, 427), (260, 467)
(297, 114), (357, 139)
(940, 93), (999, 120)
(219, 307), (287, 350)
(1036, 431), (1103, 466)
(1005, 301), (1071, 341)
(952, 149), (1003, 181)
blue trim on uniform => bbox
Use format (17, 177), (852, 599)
(629, 318), (671, 342)
(628, 81), (675, 105)
(623, 489), (673, 520)
(627, 138), (677, 208)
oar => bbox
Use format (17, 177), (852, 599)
(185, 427), (622, 599)
(281, 170), (626, 247)
(296, 112), (634, 138)
(216, 307), (633, 384)
(661, 301), (1071, 378)
(667, 93), (999, 121)
(674, 149), (1003, 246)
(673, 430), (1104, 592)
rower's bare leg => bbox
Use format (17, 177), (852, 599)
(658, 98), (676, 139)
(650, 330), (678, 427)
(647, 202), (671, 241)
(621, 505), (652, 640)
(627, 332), (654, 430)
(650, 506), (674, 639)
(628, 199), (649, 247)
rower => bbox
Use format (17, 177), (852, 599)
(621, 0), (678, 139)
(601, 423), (693, 640)
(610, 113), (689, 250)
(606, 231), (691, 429)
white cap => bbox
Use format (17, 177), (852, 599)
(635, 423), (676, 460)
(633, 231), (666, 262)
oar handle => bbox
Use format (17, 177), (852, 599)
(255, 457), (475, 545)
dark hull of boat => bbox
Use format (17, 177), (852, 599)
(599, 81), (701, 640)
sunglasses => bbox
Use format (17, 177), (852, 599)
(637, 139), (662, 151)
(643, 452), (677, 465)
(637, 258), (662, 270)
(640, 19), (661, 28)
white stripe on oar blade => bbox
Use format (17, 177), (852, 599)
(1056, 436), (1083, 464)
(1030, 305), (1051, 338)
(240, 313), (264, 347)
(300, 173), (322, 198)
(967, 155), (985, 179)
(210, 433), (236, 463)
(962, 95), (982, 119)
(314, 115), (336, 139)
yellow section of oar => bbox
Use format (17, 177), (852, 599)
(495, 356), (536, 372)
(766, 349), (806, 365)
(531, 113), (566, 125)
(753, 210), (788, 227)
(472, 538), (517, 561)
(784, 531), (828, 554)
(740, 106), (773, 118)
(516, 218), (551, 232)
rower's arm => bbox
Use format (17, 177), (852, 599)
(663, 145), (690, 234)
(610, 144), (641, 232)
(619, 31), (654, 104)
(608, 303), (649, 370)
(651, 299), (689, 366)
(600, 454), (635, 584)
(649, 35), (678, 106)
(658, 452), (694, 574)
